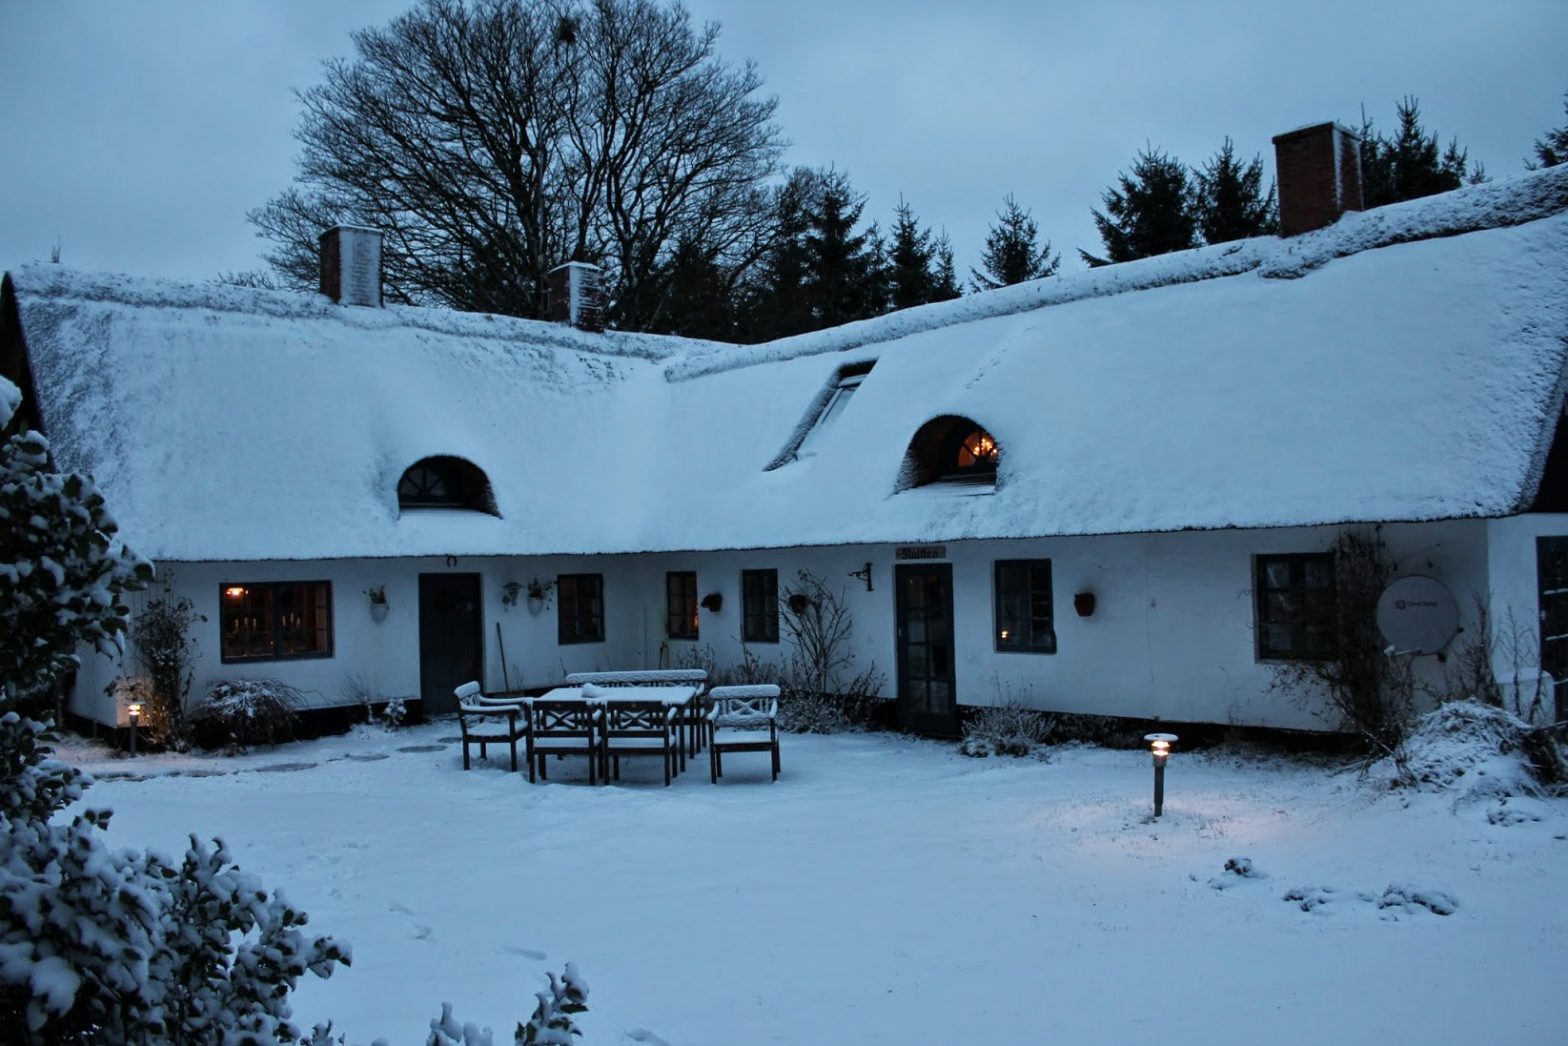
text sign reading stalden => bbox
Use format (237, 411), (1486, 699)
(896, 545), (947, 561)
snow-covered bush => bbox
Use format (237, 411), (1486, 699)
(129, 589), (205, 750)
(380, 695), (408, 730)
(0, 415), (152, 707)
(1382, 699), (1560, 799)
(191, 678), (304, 752)
(959, 701), (1052, 757)
(0, 713), (351, 1042)
(425, 963), (589, 1046)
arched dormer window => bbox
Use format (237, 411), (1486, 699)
(397, 455), (499, 515)
(898, 415), (1001, 490)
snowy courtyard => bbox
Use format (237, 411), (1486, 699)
(56, 723), (1565, 1045)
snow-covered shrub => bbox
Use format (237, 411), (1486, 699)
(380, 695), (408, 730)
(191, 678), (303, 752)
(1382, 699), (1554, 799)
(0, 713), (350, 1042)
(959, 701), (1052, 757)
(0, 420), (152, 707)
(426, 963), (589, 1045)
(130, 589), (205, 750)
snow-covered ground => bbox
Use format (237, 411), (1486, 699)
(60, 726), (1566, 1044)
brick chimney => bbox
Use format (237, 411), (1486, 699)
(1271, 122), (1364, 237)
(318, 225), (382, 307)
(547, 261), (604, 332)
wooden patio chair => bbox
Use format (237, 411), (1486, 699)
(706, 684), (781, 783)
(599, 700), (680, 786)
(454, 681), (529, 773)
(529, 700), (602, 785)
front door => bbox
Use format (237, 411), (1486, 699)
(896, 563), (958, 735)
(1537, 537), (1568, 720)
(419, 573), (483, 716)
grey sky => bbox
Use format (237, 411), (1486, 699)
(1, 0), (1563, 288)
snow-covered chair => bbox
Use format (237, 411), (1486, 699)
(454, 681), (529, 773)
(706, 684), (781, 783)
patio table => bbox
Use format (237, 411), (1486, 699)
(531, 685), (700, 775)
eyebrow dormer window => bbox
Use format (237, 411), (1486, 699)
(396, 455), (499, 515)
(898, 415), (1001, 491)
(769, 360), (876, 468)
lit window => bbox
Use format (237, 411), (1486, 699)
(899, 415), (1002, 489)
(220, 581), (333, 662)
(994, 561), (1055, 653)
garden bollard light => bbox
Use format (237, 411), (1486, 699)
(128, 702), (142, 757)
(1144, 733), (1177, 817)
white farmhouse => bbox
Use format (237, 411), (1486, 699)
(6, 123), (1568, 737)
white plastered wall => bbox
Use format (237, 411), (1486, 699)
(72, 518), (1492, 732)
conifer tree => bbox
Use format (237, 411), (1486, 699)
(887, 199), (960, 310)
(1527, 92), (1568, 169)
(802, 169), (884, 329)
(1081, 147), (1198, 267)
(739, 167), (819, 341)
(1193, 137), (1278, 244)
(970, 194), (1059, 290)
(1357, 97), (1485, 208)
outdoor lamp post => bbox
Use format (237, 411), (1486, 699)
(1144, 733), (1177, 817)
(127, 702), (143, 757)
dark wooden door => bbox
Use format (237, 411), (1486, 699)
(896, 563), (958, 735)
(419, 573), (483, 716)
(1537, 537), (1568, 720)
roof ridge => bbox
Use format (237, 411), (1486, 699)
(665, 164), (1568, 382)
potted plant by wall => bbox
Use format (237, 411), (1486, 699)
(526, 578), (553, 614)
(700, 591), (723, 613)
(501, 581), (523, 610)
(366, 585), (389, 623)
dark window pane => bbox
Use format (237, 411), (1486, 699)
(994, 559), (1053, 653)
(558, 574), (604, 644)
(741, 570), (778, 643)
(667, 572), (698, 640)
(1254, 553), (1336, 660)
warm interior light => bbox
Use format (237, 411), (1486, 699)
(224, 586), (247, 599)
(127, 703), (142, 719)
(1150, 739), (1169, 753)
(999, 629), (1011, 640)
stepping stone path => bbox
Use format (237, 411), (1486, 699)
(396, 744), (445, 754)
(253, 762), (318, 773)
(344, 752), (391, 762)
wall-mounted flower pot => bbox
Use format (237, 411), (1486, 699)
(1073, 591), (1096, 618)
(527, 594), (545, 615)
(700, 592), (723, 613)
(370, 601), (390, 623)
(787, 593), (812, 615)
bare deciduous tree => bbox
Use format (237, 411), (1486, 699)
(247, 0), (783, 329)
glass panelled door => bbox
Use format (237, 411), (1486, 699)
(1537, 537), (1568, 720)
(896, 563), (957, 735)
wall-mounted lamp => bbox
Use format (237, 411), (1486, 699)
(1073, 591), (1096, 617)
(1144, 733), (1177, 817)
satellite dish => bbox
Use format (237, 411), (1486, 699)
(1376, 575), (1460, 655)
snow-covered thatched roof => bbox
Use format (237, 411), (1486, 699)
(8, 165), (1568, 562)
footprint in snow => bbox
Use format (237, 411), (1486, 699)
(501, 946), (548, 960)
(626, 1030), (673, 1045)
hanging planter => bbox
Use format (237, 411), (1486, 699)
(700, 591), (723, 613)
(787, 592), (813, 615)
(1073, 591), (1096, 618)
(525, 578), (553, 615)
(366, 586), (390, 623)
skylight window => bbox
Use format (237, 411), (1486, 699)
(769, 360), (876, 468)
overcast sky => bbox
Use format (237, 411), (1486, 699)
(2, 0), (1563, 288)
